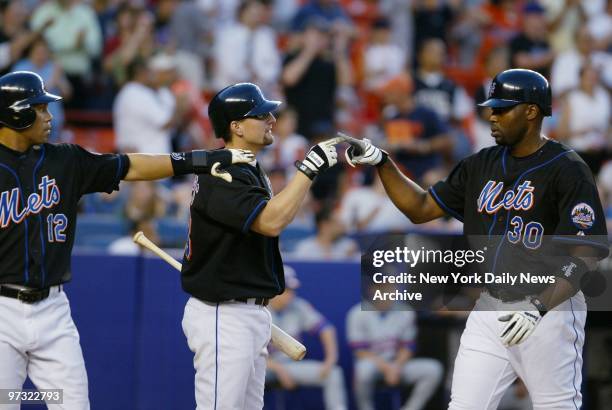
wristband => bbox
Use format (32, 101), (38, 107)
(554, 256), (589, 292)
(375, 151), (389, 167)
(171, 150), (217, 176)
(294, 160), (317, 180)
(529, 297), (548, 317)
(170, 152), (193, 176)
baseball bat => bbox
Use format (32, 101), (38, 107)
(132, 231), (307, 361)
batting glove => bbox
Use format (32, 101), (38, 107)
(344, 138), (388, 167)
(498, 310), (542, 346)
(295, 138), (340, 180)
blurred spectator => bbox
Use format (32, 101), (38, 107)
(550, 25), (601, 98)
(474, 0), (522, 45)
(198, 0), (242, 29)
(290, 0), (352, 32)
(586, 0), (612, 51)
(378, 0), (414, 62)
(292, 206), (359, 260)
(0, 0), (37, 74)
(212, 0), (281, 94)
(378, 73), (453, 182)
(473, 47), (510, 152)
(123, 181), (167, 223)
(363, 18), (407, 92)
(346, 284), (444, 410)
(259, 107), (309, 175)
(169, 0), (213, 88)
(412, 0), (460, 56)
(31, 0), (102, 108)
(282, 17), (352, 140)
(108, 218), (160, 256)
(113, 56), (189, 153)
(338, 170), (413, 234)
(13, 37), (71, 142)
(266, 266), (348, 410)
(413, 38), (473, 136)
(540, 0), (587, 53)
(102, 5), (155, 88)
(508, 2), (554, 79)
(271, 0), (301, 31)
(557, 63), (610, 174)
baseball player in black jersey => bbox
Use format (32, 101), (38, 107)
(0, 71), (254, 410)
(345, 69), (609, 409)
(180, 82), (344, 410)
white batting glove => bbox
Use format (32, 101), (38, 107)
(498, 310), (542, 346)
(295, 138), (340, 180)
(229, 148), (255, 164)
(344, 138), (388, 167)
(209, 149), (255, 183)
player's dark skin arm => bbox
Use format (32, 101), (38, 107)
(376, 158), (446, 224)
(537, 246), (601, 311)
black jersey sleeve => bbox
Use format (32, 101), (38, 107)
(195, 168), (270, 233)
(67, 145), (129, 195)
(428, 158), (470, 222)
(552, 160), (609, 257)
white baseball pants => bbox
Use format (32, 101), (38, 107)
(182, 298), (271, 410)
(0, 287), (89, 410)
(449, 292), (587, 410)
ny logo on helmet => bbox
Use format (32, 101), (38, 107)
(488, 81), (496, 98)
(9, 99), (30, 113)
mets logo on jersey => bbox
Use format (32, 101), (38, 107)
(570, 203), (595, 230)
(0, 175), (60, 228)
(477, 180), (535, 214)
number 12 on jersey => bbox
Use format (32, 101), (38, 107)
(507, 216), (543, 249)
(46, 213), (67, 242)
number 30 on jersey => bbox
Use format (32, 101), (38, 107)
(507, 216), (543, 249)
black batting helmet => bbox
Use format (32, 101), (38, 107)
(208, 83), (281, 140)
(478, 69), (552, 116)
(0, 71), (62, 130)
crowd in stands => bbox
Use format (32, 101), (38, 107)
(1, 0), (609, 255)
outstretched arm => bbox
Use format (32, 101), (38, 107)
(124, 149), (254, 181)
(377, 159), (445, 223)
(343, 137), (445, 224)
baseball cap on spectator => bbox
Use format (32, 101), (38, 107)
(523, 2), (545, 14)
(284, 265), (301, 289)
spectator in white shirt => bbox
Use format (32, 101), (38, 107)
(113, 56), (189, 153)
(363, 18), (407, 92)
(212, 0), (281, 94)
(557, 62), (611, 174)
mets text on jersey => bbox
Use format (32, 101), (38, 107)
(0, 175), (60, 227)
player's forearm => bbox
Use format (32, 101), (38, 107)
(320, 327), (339, 364)
(281, 49), (317, 87)
(377, 159), (444, 223)
(124, 154), (174, 181)
(251, 172), (312, 236)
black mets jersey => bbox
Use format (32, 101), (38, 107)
(429, 140), (609, 295)
(0, 143), (129, 288)
(181, 162), (284, 303)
